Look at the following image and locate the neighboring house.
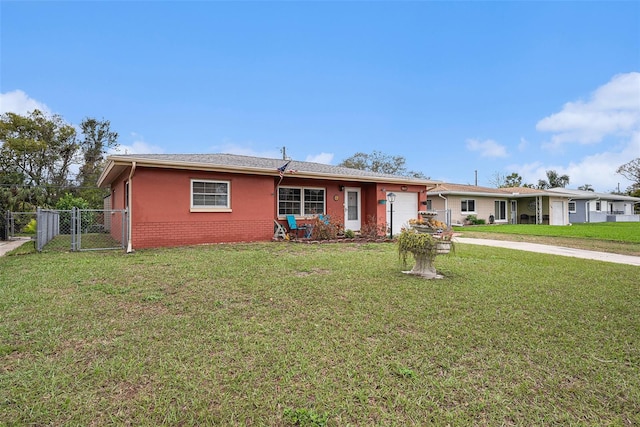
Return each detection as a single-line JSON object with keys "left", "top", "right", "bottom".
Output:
{"left": 426, "top": 183, "right": 572, "bottom": 226}
{"left": 97, "top": 153, "right": 440, "bottom": 250}
{"left": 546, "top": 188, "right": 640, "bottom": 223}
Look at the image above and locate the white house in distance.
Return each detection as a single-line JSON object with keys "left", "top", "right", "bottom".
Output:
{"left": 426, "top": 183, "right": 640, "bottom": 226}
{"left": 547, "top": 188, "right": 640, "bottom": 223}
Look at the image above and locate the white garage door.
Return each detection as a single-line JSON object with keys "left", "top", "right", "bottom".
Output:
{"left": 386, "top": 192, "right": 418, "bottom": 236}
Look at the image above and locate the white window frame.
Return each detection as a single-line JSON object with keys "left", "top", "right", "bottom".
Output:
{"left": 568, "top": 201, "right": 576, "bottom": 213}
{"left": 190, "top": 179, "right": 231, "bottom": 212}
{"left": 494, "top": 200, "right": 507, "bottom": 221}
{"left": 461, "top": 199, "right": 476, "bottom": 213}
{"left": 595, "top": 201, "right": 601, "bottom": 211}
{"left": 278, "top": 186, "right": 326, "bottom": 217}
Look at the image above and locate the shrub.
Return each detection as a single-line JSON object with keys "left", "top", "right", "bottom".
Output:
{"left": 22, "top": 219, "right": 37, "bottom": 234}
{"left": 55, "top": 193, "right": 92, "bottom": 234}
{"left": 344, "top": 229, "right": 355, "bottom": 238}
{"left": 465, "top": 214, "right": 485, "bottom": 225}
{"left": 360, "top": 215, "right": 387, "bottom": 238}
{"left": 311, "top": 216, "right": 341, "bottom": 240}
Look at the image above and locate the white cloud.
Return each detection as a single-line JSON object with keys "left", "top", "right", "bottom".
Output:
{"left": 211, "top": 140, "right": 281, "bottom": 159}
{"left": 518, "top": 137, "right": 528, "bottom": 152}
{"left": 305, "top": 152, "right": 334, "bottom": 164}
{"left": 537, "top": 72, "right": 640, "bottom": 147}
{"left": 466, "top": 138, "right": 508, "bottom": 158}
{"left": 110, "top": 133, "right": 165, "bottom": 155}
{"left": 509, "top": 131, "right": 639, "bottom": 192}
{"left": 0, "top": 90, "right": 51, "bottom": 115}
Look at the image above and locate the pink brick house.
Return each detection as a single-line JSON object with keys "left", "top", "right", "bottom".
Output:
{"left": 97, "top": 154, "right": 438, "bottom": 250}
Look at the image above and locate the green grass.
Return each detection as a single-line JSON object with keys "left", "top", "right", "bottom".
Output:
{"left": 454, "top": 222, "right": 640, "bottom": 256}
{"left": 455, "top": 222, "right": 640, "bottom": 243}
{"left": 1, "top": 242, "right": 639, "bottom": 425}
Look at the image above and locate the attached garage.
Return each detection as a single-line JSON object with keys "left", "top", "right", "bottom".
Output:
{"left": 386, "top": 191, "right": 419, "bottom": 236}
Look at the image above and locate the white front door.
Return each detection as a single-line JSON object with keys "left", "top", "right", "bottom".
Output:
{"left": 344, "top": 188, "right": 361, "bottom": 231}
{"left": 552, "top": 201, "right": 564, "bottom": 225}
{"left": 510, "top": 200, "right": 517, "bottom": 224}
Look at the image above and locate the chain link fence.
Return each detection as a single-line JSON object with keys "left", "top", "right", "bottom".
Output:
{"left": 5, "top": 208, "right": 127, "bottom": 252}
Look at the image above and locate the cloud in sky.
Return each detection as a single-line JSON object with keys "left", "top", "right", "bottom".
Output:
{"left": 536, "top": 72, "right": 640, "bottom": 148}
{"left": 211, "top": 140, "right": 281, "bottom": 159}
{"left": 0, "top": 90, "right": 51, "bottom": 115}
{"left": 466, "top": 138, "right": 508, "bottom": 158}
{"left": 518, "top": 137, "right": 528, "bottom": 152}
{"left": 510, "top": 131, "right": 639, "bottom": 192}
{"left": 111, "top": 133, "right": 165, "bottom": 155}
{"left": 305, "top": 152, "right": 334, "bottom": 164}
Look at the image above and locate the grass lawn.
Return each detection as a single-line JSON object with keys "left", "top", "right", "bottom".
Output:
{"left": 455, "top": 222, "right": 640, "bottom": 256}
{"left": 1, "top": 242, "right": 639, "bottom": 425}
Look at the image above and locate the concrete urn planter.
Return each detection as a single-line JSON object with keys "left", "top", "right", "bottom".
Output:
{"left": 398, "top": 226, "right": 453, "bottom": 279}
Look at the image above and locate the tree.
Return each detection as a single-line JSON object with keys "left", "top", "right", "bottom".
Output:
{"left": 0, "top": 111, "right": 120, "bottom": 210}
{"left": 489, "top": 172, "right": 528, "bottom": 188}
{"left": 488, "top": 172, "right": 506, "bottom": 188}
{"left": 616, "top": 158, "right": 640, "bottom": 193}
{"left": 338, "top": 151, "right": 429, "bottom": 178}
{"left": 504, "top": 173, "right": 524, "bottom": 188}
{"left": 76, "top": 118, "right": 119, "bottom": 207}
{"left": 0, "top": 110, "right": 77, "bottom": 206}
{"left": 537, "top": 170, "right": 570, "bottom": 189}
{"left": 577, "top": 184, "right": 594, "bottom": 192}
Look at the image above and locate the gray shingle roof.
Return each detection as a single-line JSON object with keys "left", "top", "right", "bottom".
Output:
{"left": 103, "top": 153, "right": 436, "bottom": 184}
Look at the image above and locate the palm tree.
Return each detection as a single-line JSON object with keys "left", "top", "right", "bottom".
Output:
{"left": 538, "top": 170, "right": 570, "bottom": 189}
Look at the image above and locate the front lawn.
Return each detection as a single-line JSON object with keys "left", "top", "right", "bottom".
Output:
{"left": 454, "top": 222, "right": 640, "bottom": 243}
{"left": 1, "top": 243, "right": 638, "bottom": 425}
{"left": 454, "top": 222, "right": 640, "bottom": 256}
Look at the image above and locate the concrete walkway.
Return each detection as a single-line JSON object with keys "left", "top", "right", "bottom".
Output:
{"left": 455, "top": 237, "right": 640, "bottom": 266}
{"left": 0, "top": 237, "right": 33, "bottom": 257}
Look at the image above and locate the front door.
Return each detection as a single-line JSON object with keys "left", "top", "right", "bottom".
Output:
{"left": 552, "top": 201, "right": 564, "bottom": 225}
{"left": 510, "top": 200, "right": 517, "bottom": 224}
{"left": 344, "top": 188, "right": 361, "bottom": 231}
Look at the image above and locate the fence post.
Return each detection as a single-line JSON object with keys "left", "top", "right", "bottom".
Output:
{"left": 36, "top": 208, "right": 42, "bottom": 251}
{"left": 1, "top": 211, "right": 7, "bottom": 241}
{"left": 71, "top": 207, "right": 77, "bottom": 251}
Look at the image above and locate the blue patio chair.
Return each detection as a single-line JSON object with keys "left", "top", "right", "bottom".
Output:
{"left": 286, "top": 215, "right": 308, "bottom": 239}
{"left": 317, "top": 214, "right": 330, "bottom": 225}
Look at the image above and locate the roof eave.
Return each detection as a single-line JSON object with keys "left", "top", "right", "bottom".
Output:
{"left": 98, "top": 156, "right": 439, "bottom": 187}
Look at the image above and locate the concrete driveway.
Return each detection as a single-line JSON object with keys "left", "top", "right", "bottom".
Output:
{"left": 455, "top": 237, "right": 640, "bottom": 266}
{"left": 0, "top": 238, "right": 33, "bottom": 256}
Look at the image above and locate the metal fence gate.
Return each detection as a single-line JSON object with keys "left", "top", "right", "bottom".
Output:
{"left": 4, "top": 208, "right": 128, "bottom": 252}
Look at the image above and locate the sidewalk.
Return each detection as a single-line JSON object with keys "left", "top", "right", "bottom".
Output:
{"left": 0, "top": 237, "right": 33, "bottom": 257}
{"left": 454, "top": 237, "right": 640, "bottom": 266}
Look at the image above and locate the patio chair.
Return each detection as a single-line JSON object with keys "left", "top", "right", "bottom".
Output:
{"left": 273, "top": 220, "right": 287, "bottom": 240}
{"left": 286, "top": 215, "right": 308, "bottom": 239}
{"left": 317, "top": 214, "right": 330, "bottom": 225}
{"left": 520, "top": 214, "right": 529, "bottom": 224}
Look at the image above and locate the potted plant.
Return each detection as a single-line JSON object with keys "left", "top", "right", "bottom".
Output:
{"left": 397, "top": 228, "right": 454, "bottom": 279}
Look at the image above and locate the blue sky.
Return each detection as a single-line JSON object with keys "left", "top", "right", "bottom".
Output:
{"left": 1, "top": 1, "right": 639, "bottom": 192}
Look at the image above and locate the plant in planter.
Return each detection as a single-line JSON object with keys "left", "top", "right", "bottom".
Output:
{"left": 397, "top": 228, "right": 453, "bottom": 279}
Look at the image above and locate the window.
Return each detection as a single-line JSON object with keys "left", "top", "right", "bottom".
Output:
{"left": 595, "top": 201, "right": 601, "bottom": 211}
{"left": 278, "top": 187, "right": 325, "bottom": 216}
{"left": 568, "top": 202, "right": 576, "bottom": 213}
{"left": 461, "top": 199, "right": 476, "bottom": 213}
{"left": 191, "top": 179, "right": 230, "bottom": 209}
{"left": 494, "top": 200, "right": 506, "bottom": 221}
{"left": 425, "top": 199, "right": 432, "bottom": 210}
